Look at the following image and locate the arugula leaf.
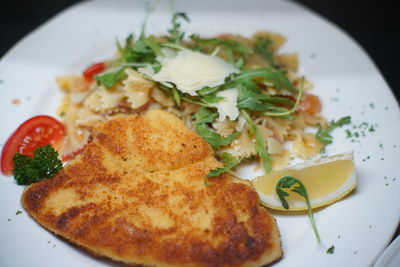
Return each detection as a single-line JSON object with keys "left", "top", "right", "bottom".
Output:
{"left": 195, "top": 123, "right": 239, "bottom": 147}
{"left": 117, "top": 34, "right": 135, "bottom": 63}
{"left": 143, "top": 35, "right": 164, "bottom": 57}
{"left": 128, "top": 40, "right": 157, "bottom": 63}
{"left": 242, "top": 110, "right": 272, "bottom": 173}
{"left": 227, "top": 68, "right": 296, "bottom": 92}
{"left": 139, "top": 0, "right": 157, "bottom": 40}
{"left": 207, "top": 152, "right": 241, "bottom": 177}
{"left": 193, "top": 107, "right": 218, "bottom": 124}
{"left": 200, "top": 94, "right": 225, "bottom": 104}
{"left": 276, "top": 176, "right": 321, "bottom": 242}
{"left": 265, "top": 96, "right": 294, "bottom": 106}
{"left": 190, "top": 35, "right": 252, "bottom": 64}
{"left": 13, "top": 145, "right": 63, "bottom": 185}
{"left": 234, "top": 56, "right": 245, "bottom": 69}
{"left": 94, "top": 67, "right": 127, "bottom": 89}
{"left": 117, "top": 34, "right": 163, "bottom": 70}
{"left": 254, "top": 37, "right": 278, "bottom": 68}
{"left": 181, "top": 96, "right": 214, "bottom": 107}
{"left": 196, "top": 85, "right": 221, "bottom": 96}
{"left": 254, "top": 126, "right": 272, "bottom": 173}
{"left": 237, "top": 84, "right": 271, "bottom": 111}
{"left": 190, "top": 35, "right": 253, "bottom": 53}
{"left": 316, "top": 116, "right": 351, "bottom": 151}
{"left": 166, "top": 12, "right": 190, "bottom": 45}
{"left": 263, "top": 77, "right": 304, "bottom": 116}
{"left": 171, "top": 85, "right": 182, "bottom": 106}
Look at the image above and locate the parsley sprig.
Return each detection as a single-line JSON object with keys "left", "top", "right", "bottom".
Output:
{"left": 276, "top": 176, "right": 321, "bottom": 242}
{"left": 13, "top": 145, "right": 63, "bottom": 185}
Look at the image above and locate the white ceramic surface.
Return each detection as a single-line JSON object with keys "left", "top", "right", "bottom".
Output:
{"left": 0, "top": 0, "right": 399, "bottom": 266}
{"left": 375, "top": 235, "right": 400, "bottom": 267}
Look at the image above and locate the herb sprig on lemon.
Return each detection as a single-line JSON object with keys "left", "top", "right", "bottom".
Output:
{"left": 251, "top": 151, "right": 357, "bottom": 241}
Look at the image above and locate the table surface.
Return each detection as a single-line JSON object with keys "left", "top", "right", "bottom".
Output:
{"left": 1, "top": 0, "right": 399, "bottom": 245}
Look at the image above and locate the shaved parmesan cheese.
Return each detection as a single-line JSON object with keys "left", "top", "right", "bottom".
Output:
{"left": 148, "top": 50, "right": 238, "bottom": 96}
{"left": 214, "top": 88, "right": 239, "bottom": 121}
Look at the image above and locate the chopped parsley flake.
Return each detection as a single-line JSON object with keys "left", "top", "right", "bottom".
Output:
{"left": 326, "top": 245, "right": 335, "bottom": 254}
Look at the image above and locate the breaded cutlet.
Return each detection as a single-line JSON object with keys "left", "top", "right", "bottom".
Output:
{"left": 22, "top": 109, "right": 282, "bottom": 266}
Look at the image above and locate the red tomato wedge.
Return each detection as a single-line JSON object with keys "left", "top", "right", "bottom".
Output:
{"left": 83, "top": 62, "right": 105, "bottom": 82}
{"left": 1, "top": 115, "right": 65, "bottom": 175}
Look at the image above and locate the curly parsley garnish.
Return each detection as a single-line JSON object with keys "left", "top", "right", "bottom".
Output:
{"left": 13, "top": 145, "right": 63, "bottom": 185}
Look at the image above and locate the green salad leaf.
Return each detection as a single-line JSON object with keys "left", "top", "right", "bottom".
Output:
{"left": 193, "top": 107, "right": 218, "bottom": 124}
{"left": 254, "top": 37, "right": 278, "bottom": 68}
{"left": 166, "top": 12, "right": 190, "bottom": 45}
{"left": 94, "top": 67, "right": 127, "bottom": 89}
{"left": 190, "top": 35, "right": 253, "bottom": 53}
{"left": 227, "top": 68, "right": 297, "bottom": 92}
{"left": 195, "top": 124, "right": 240, "bottom": 148}
{"left": 207, "top": 152, "right": 241, "bottom": 177}
{"left": 242, "top": 110, "right": 272, "bottom": 173}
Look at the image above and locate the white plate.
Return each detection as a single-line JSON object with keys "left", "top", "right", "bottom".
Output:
{"left": 374, "top": 235, "right": 400, "bottom": 267}
{"left": 0, "top": 0, "right": 399, "bottom": 266}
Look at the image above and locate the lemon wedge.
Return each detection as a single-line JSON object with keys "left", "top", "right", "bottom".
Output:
{"left": 252, "top": 151, "right": 356, "bottom": 211}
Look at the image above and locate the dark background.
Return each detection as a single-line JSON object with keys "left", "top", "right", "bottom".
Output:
{"left": 1, "top": 0, "right": 399, "bottom": 102}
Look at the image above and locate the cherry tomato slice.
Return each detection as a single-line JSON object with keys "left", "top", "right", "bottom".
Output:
{"left": 1, "top": 115, "right": 65, "bottom": 175}
{"left": 83, "top": 62, "right": 105, "bottom": 82}
{"left": 298, "top": 94, "right": 321, "bottom": 115}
